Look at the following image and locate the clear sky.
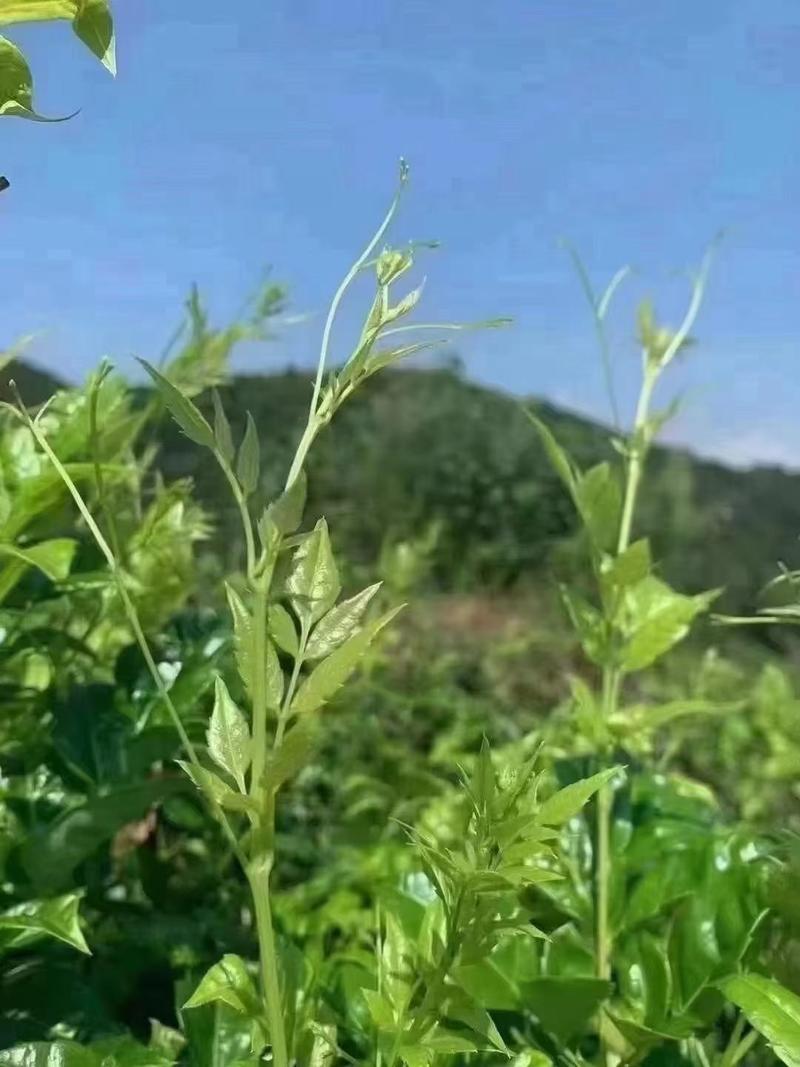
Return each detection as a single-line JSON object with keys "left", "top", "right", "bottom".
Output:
{"left": 2, "top": 1, "right": 799, "bottom": 467}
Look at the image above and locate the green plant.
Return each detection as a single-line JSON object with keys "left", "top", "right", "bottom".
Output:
{"left": 5, "top": 165, "right": 546, "bottom": 1067}
{"left": 526, "top": 251, "right": 800, "bottom": 1067}
{"left": 0, "top": 0, "right": 114, "bottom": 122}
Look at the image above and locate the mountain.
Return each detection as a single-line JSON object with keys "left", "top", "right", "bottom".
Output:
{"left": 0, "top": 359, "right": 64, "bottom": 406}
{"left": 152, "top": 365, "right": 800, "bottom": 615}
{"left": 4, "top": 357, "right": 797, "bottom": 616}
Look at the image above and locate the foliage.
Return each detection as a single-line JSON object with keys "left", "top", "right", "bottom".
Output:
{"left": 0, "top": 0, "right": 114, "bottom": 122}
{"left": 2, "top": 140, "right": 800, "bottom": 1067}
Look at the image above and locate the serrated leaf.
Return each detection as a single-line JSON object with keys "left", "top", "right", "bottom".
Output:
{"left": 537, "top": 767, "right": 620, "bottom": 826}
{"left": 0, "top": 894, "right": 89, "bottom": 955}
{"left": 306, "top": 583, "right": 381, "bottom": 659}
{"left": 268, "top": 603, "right": 298, "bottom": 657}
{"left": 718, "top": 973, "right": 800, "bottom": 1067}
{"left": 291, "top": 605, "right": 402, "bottom": 716}
{"left": 207, "top": 677, "right": 251, "bottom": 793}
{"left": 177, "top": 760, "right": 257, "bottom": 815}
{"left": 236, "top": 413, "right": 260, "bottom": 496}
{"left": 225, "top": 584, "right": 255, "bottom": 695}
{"left": 139, "top": 359, "right": 214, "bottom": 448}
{"left": 286, "top": 518, "right": 340, "bottom": 625}
{"left": 213, "top": 390, "right": 235, "bottom": 463}
{"left": 265, "top": 638, "right": 284, "bottom": 710}
{"left": 184, "top": 955, "right": 261, "bottom": 1017}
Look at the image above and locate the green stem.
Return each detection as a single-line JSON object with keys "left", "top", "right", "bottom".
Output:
{"left": 249, "top": 582, "right": 271, "bottom": 797}
{"left": 595, "top": 366, "right": 655, "bottom": 987}
{"left": 275, "top": 620, "right": 308, "bottom": 748}
{"left": 616, "top": 365, "right": 656, "bottom": 556}
{"left": 285, "top": 421, "right": 318, "bottom": 493}
{"left": 216, "top": 454, "right": 256, "bottom": 577}
{"left": 308, "top": 167, "right": 406, "bottom": 420}
{"left": 247, "top": 854, "right": 289, "bottom": 1067}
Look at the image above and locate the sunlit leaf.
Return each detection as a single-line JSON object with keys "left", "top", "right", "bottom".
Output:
{"left": 207, "top": 676, "right": 251, "bottom": 793}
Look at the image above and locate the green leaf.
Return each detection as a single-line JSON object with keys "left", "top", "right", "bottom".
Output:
{"left": 0, "top": 35, "right": 68, "bottom": 120}
{"left": 621, "top": 577, "right": 719, "bottom": 672}
{"left": 88, "top": 1038, "right": 174, "bottom": 1067}
{"left": 22, "top": 778, "right": 187, "bottom": 893}
{"left": 423, "top": 1031, "right": 481, "bottom": 1054}
{"left": 0, "top": 2, "right": 76, "bottom": 25}
{"left": 523, "top": 977, "right": 612, "bottom": 1043}
{"left": 177, "top": 761, "right": 257, "bottom": 815}
{"left": 559, "top": 586, "right": 609, "bottom": 666}
{"left": 264, "top": 717, "right": 318, "bottom": 793}
{"left": 212, "top": 390, "right": 235, "bottom": 463}
{"left": 268, "top": 603, "right": 299, "bottom": 657}
{"left": 72, "top": 0, "right": 115, "bottom": 75}
{"left": 207, "top": 676, "right": 251, "bottom": 793}
{"left": 138, "top": 359, "right": 215, "bottom": 448}
{"left": 184, "top": 954, "right": 261, "bottom": 1017}
{"left": 265, "top": 638, "right": 284, "bottom": 710}
{"left": 0, "top": 538, "right": 76, "bottom": 580}
{"left": 180, "top": 1001, "right": 258, "bottom": 1067}
{"left": 454, "top": 960, "right": 518, "bottom": 1011}
{"left": 717, "top": 973, "right": 800, "bottom": 1067}
{"left": 264, "top": 471, "right": 307, "bottom": 535}
{"left": 286, "top": 518, "right": 340, "bottom": 625}
{"left": 601, "top": 539, "right": 651, "bottom": 598}
{"left": 576, "top": 462, "right": 621, "bottom": 551}
{"left": 362, "top": 989, "right": 396, "bottom": 1029}
{"left": 443, "top": 988, "right": 507, "bottom": 1052}
{"left": 236, "top": 412, "right": 260, "bottom": 496}
{"left": 669, "top": 895, "right": 720, "bottom": 1011}
{"left": 149, "top": 1020, "right": 186, "bottom": 1061}
{"left": 291, "top": 605, "right": 402, "bottom": 716}
{"left": 610, "top": 699, "right": 732, "bottom": 739}
{"left": 226, "top": 584, "right": 255, "bottom": 696}
{"left": 0, "top": 1043, "right": 97, "bottom": 1067}
{"left": 0, "top": 894, "right": 89, "bottom": 955}
{"left": 525, "top": 410, "right": 578, "bottom": 500}
{"left": 305, "top": 582, "right": 381, "bottom": 659}
{"left": 537, "top": 767, "right": 620, "bottom": 826}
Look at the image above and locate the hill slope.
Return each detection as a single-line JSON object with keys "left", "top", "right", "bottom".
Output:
{"left": 151, "top": 365, "right": 800, "bottom": 613}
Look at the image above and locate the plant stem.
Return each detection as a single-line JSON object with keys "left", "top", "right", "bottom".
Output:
{"left": 308, "top": 167, "right": 406, "bottom": 420}
{"left": 595, "top": 365, "right": 654, "bottom": 985}
{"left": 616, "top": 365, "right": 656, "bottom": 555}
{"left": 217, "top": 454, "right": 256, "bottom": 577}
{"left": 247, "top": 854, "right": 289, "bottom": 1067}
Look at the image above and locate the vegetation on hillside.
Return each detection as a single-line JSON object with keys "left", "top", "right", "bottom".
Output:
{"left": 3, "top": 8, "right": 800, "bottom": 1067}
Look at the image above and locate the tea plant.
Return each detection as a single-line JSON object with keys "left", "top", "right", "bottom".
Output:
{"left": 7, "top": 165, "right": 612, "bottom": 1067}
{"left": 526, "top": 254, "right": 800, "bottom": 1066}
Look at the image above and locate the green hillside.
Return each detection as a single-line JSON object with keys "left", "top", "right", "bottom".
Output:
{"left": 148, "top": 363, "right": 800, "bottom": 615}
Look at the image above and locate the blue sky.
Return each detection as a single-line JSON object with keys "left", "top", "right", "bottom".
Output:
{"left": 2, "top": 0, "right": 799, "bottom": 467}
